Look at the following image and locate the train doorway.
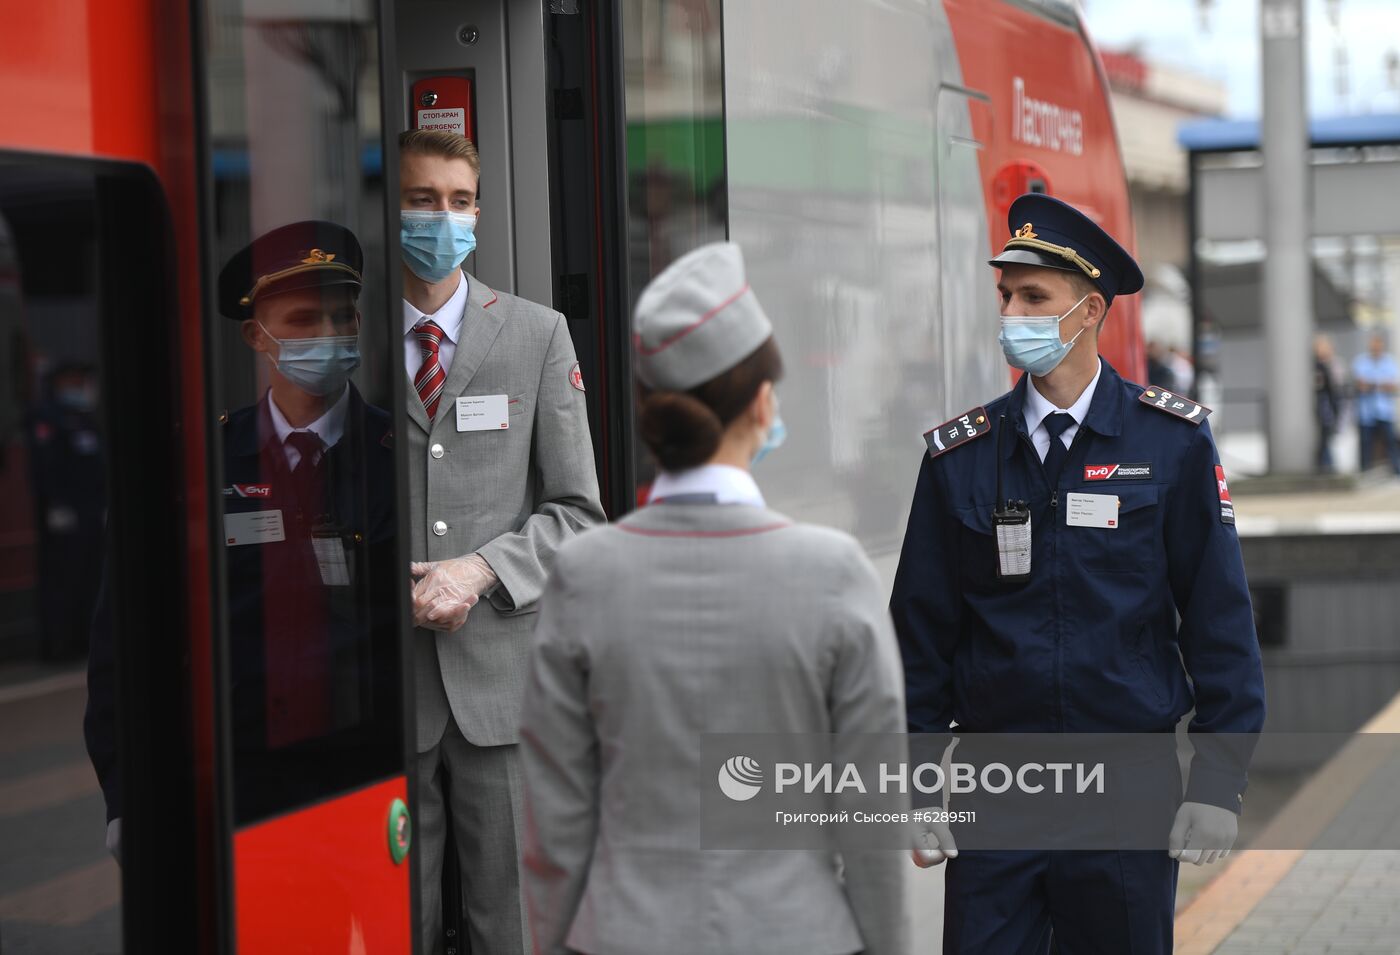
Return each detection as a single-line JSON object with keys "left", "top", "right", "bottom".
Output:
{"left": 394, "top": 0, "right": 632, "bottom": 518}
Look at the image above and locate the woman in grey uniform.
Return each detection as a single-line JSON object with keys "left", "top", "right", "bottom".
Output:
{"left": 518, "top": 242, "right": 910, "bottom": 955}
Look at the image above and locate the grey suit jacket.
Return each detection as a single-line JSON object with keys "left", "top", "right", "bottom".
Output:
{"left": 519, "top": 502, "right": 910, "bottom": 955}
{"left": 408, "top": 277, "right": 604, "bottom": 752}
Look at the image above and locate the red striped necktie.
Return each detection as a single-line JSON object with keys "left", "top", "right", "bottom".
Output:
{"left": 413, "top": 320, "right": 448, "bottom": 419}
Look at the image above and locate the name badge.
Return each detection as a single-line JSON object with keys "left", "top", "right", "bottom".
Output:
{"left": 312, "top": 534, "right": 352, "bottom": 586}
{"left": 1065, "top": 493, "right": 1119, "bottom": 529}
{"left": 225, "top": 509, "right": 286, "bottom": 546}
{"left": 456, "top": 394, "right": 509, "bottom": 432}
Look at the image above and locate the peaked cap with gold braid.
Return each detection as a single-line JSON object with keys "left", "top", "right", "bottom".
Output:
{"left": 988, "top": 193, "right": 1144, "bottom": 307}
{"left": 218, "top": 219, "right": 364, "bottom": 319}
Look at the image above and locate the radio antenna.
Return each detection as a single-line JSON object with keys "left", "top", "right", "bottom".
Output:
{"left": 996, "top": 415, "right": 1006, "bottom": 507}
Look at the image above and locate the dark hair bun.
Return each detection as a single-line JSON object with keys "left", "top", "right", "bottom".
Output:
{"left": 639, "top": 391, "right": 723, "bottom": 472}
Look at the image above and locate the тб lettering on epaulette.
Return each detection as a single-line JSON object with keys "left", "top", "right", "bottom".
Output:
{"left": 924, "top": 407, "right": 991, "bottom": 459}
{"left": 1140, "top": 388, "right": 1211, "bottom": 424}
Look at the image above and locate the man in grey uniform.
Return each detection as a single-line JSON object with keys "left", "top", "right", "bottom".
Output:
{"left": 398, "top": 128, "right": 605, "bottom": 953}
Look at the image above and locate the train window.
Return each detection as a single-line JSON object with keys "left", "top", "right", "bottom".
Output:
{"left": 622, "top": 0, "right": 727, "bottom": 289}
{"left": 937, "top": 86, "right": 1005, "bottom": 418}
{"left": 622, "top": 0, "right": 727, "bottom": 495}
{"left": 0, "top": 153, "right": 191, "bottom": 953}
{"left": 0, "top": 161, "right": 119, "bottom": 954}
{"left": 198, "top": 0, "right": 405, "bottom": 826}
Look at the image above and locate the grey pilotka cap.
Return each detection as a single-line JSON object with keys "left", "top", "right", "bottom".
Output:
{"left": 633, "top": 242, "right": 773, "bottom": 391}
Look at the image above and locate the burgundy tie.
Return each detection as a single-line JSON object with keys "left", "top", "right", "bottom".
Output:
{"left": 283, "top": 431, "right": 325, "bottom": 515}
{"left": 414, "top": 320, "right": 447, "bottom": 419}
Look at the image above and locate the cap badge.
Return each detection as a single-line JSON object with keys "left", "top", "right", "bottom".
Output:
{"left": 301, "top": 249, "right": 336, "bottom": 265}
{"left": 1014, "top": 223, "right": 1038, "bottom": 239}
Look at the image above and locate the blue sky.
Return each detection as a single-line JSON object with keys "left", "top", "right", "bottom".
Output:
{"left": 1082, "top": 0, "right": 1400, "bottom": 118}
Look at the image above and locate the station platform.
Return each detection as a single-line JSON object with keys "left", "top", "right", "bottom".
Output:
{"left": 1233, "top": 476, "right": 1400, "bottom": 538}
{"left": 1175, "top": 692, "right": 1400, "bottom": 954}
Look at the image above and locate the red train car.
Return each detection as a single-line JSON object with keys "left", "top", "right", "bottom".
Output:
{"left": 0, "top": 0, "right": 1143, "bottom": 951}
{"left": 945, "top": 0, "right": 1147, "bottom": 384}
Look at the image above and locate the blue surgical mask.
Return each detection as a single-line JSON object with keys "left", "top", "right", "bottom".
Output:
{"left": 258, "top": 323, "right": 360, "bottom": 397}
{"left": 401, "top": 211, "right": 477, "bottom": 283}
{"left": 998, "top": 293, "right": 1091, "bottom": 378}
{"left": 752, "top": 397, "right": 787, "bottom": 466}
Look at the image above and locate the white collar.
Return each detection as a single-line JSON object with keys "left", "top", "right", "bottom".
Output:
{"left": 1023, "top": 358, "right": 1102, "bottom": 432}
{"left": 648, "top": 464, "right": 766, "bottom": 507}
{"left": 402, "top": 272, "right": 469, "bottom": 343}
{"left": 268, "top": 386, "right": 350, "bottom": 451}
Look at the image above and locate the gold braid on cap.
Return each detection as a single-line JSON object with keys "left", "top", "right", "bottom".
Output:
{"left": 239, "top": 249, "right": 362, "bottom": 306}
{"left": 1002, "top": 223, "right": 1102, "bottom": 280}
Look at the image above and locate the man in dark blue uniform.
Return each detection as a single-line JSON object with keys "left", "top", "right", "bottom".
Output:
{"left": 213, "top": 221, "right": 397, "bottom": 765}
{"left": 86, "top": 221, "right": 398, "bottom": 848}
{"left": 891, "top": 194, "right": 1266, "bottom": 954}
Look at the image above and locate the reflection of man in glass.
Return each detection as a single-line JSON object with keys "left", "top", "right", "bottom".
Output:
{"left": 216, "top": 219, "right": 394, "bottom": 753}
{"left": 86, "top": 220, "right": 397, "bottom": 857}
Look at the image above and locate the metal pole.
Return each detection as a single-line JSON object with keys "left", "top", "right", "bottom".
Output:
{"left": 1261, "top": 0, "right": 1316, "bottom": 473}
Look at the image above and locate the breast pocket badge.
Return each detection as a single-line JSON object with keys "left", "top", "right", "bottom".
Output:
{"left": 456, "top": 394, "right": 509, "bottom": 432}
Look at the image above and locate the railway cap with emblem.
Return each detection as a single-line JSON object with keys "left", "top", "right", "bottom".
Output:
{"left": 633, "top": 241, "right": 773, "bottom": 391}
{"left": 989, "top": 193, "right": 1144, "bottom": 308}
{"left": 217, "top": 219, "right": 364, "bottom": 320}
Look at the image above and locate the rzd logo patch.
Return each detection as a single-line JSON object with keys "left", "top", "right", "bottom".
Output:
{"left": 1084, "top": 463, "right": 1153, "bottom": 481}
{"left": 1216, "top": 465, "right": 1235, "bottom": 525}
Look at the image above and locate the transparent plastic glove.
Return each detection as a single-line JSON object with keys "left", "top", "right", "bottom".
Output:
{"left": 107, "top": 817, "right": 121, "bottom": 864}
{"left": 911, "top": 813, "right": 959, "bottom": 868}
{"left": 410, "top": 553, "right": 497, "bottom": 631}
{"left": 1168, "top": 800, "right": 1237, "bottom": 866}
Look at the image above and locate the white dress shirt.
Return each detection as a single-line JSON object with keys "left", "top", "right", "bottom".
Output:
{"left": 403, "top": 271, "right": 469, "bottom": 384}
{"left": 268, "top": 385, "right": 350, "bottom": 470}
{"left": 1021, "top": 359, "right": 1102, "bottom": 463}
{"left": 648, "top": 464, "right": 767, "bottom": 507}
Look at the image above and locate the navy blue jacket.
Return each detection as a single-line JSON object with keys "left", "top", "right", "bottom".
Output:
{"left": 890, "top": 358, "right": 1266, "bottom": 812}
{"left": 219, "top": 389, "right": 397, "bottom": 754}
{"left": 85, "top": 386, "right": 397, "bottom": 822}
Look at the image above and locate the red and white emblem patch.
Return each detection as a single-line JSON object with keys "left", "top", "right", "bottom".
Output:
{"left": 568, "top": 362, "right": 585, "bottom": 392}
{"left": 234, "top": 483, "right": 273, "bottom": 499}
{"left": 1216, "top": 465, "right": 1235, "bottom": 525}
{"left": 1084, "top": 463, "right": 1153, "bottom": 481}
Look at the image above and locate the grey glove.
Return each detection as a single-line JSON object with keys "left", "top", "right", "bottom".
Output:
{"left": 106, "top": 817, "right": 121, "bottom": 865}
{"left": 911, "top": 814, "right": 959, "bottom": 868}
{"left": 1168, "top": 800, "right": 1237, "bottom": 866}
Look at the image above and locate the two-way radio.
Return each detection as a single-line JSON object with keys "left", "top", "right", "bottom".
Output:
{"left": 992, "top": 414, "right": 1032, "bottom": 581}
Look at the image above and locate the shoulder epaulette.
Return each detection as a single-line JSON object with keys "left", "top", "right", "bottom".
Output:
{"left": 1139, "top": 387, "right": 1211, "bottom": 425}
{"left": 923, "top": 406, "right": 991, "bottom": 459}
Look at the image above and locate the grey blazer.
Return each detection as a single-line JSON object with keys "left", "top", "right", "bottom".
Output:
{"left": 520, "top": 502, "right": 910, "bottom": 955}
{"left": 407, "top": 278, "right": 604, "bottom": 752}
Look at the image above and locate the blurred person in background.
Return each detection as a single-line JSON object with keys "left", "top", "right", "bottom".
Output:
{"left": 1146, "top": 340, "right": 1177, "bottom": 393}
{"left": 1168, "top": 346, "right": 1194, "bottom": 397}
{"left": 1314, "top": 335, "right": 1343, "bottom": 474}
{"left": 1352, "top": 331, "right": 1400, "bottom": 475}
